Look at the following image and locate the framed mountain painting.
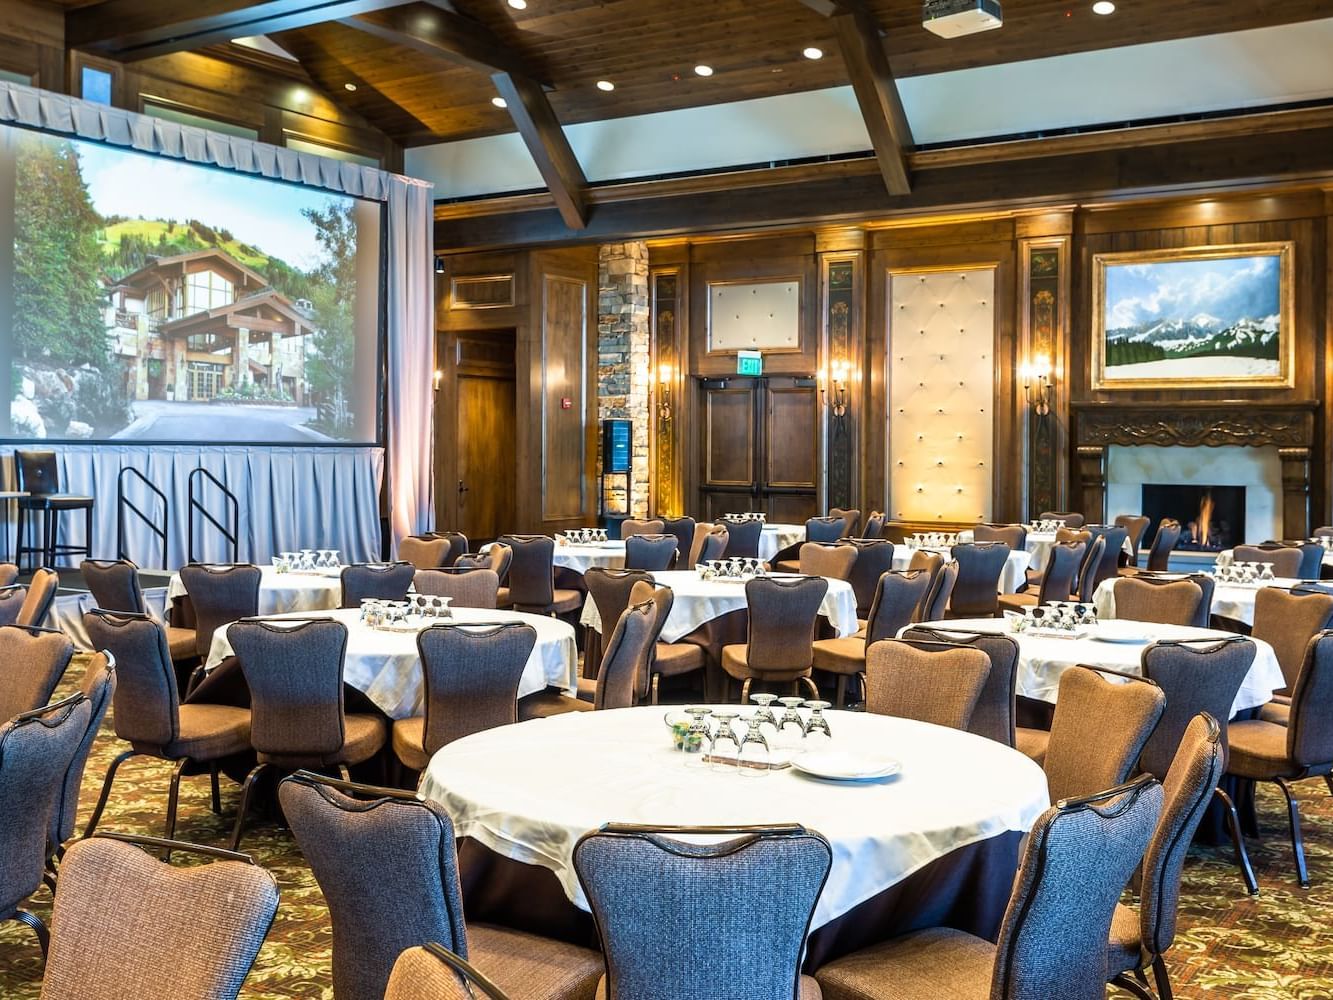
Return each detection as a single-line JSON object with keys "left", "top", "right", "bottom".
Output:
{"left": 1091, "top": 242, "right": 1294, "bottom": 390}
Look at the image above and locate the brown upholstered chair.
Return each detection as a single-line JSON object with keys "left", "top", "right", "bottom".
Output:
{"left": 1121, "top": 519, "right": 1182, "bottom": 577}
{"left": 1227, "top": 630, "right": 1333, "bottom": 887}
{"left": 693, "top": 524, "right": 728, "bottom": 566}
{"left": 946, "top": 542, "right": 1010, "bottom": 618}
{"left": 82, "top": 558, "right": 195, "bottom": 661}
{"left": 1073, "top": 534, "right": 1107, "bottom": 602}
{"left": 0, "top": 563, "right": 16, "bottom": 588}
{"left": 399, "top": 535, "right": 454, "bottom": 570}
{"left": 721, "top": 576, "right": 828, "bottom": 702}
{"left": 900, "top": 626, "right": 1021, "bottom": 747}
{"left": 387, "top": 944, "right": 514, "bottom": 1000}
{"left": 1106, "top": 714, "right": 1225, "bottom": 1000}
{"left": 918, "top": 559, "right": 958, "bottom": 622}
{"left": 717, "top": 518, "right": 762, "bottom": 559}
{"left": 0, "top": 692, "right": 91, "bottom": 954}
{"left": 861, "top": 512, "right": 885, "bottom": 540}
{"left": 1139, "top": 635, "right": 1259, "bottom": 895}
{"left": 17, "top": 566, "right": 58, "bottom": 627}
{"left": 1024, "top": 665, "right": 1166, "bottom": 803}
{"left": 1112, "top": 576, "right": 1206, "bottom": 627}
{"left": 814, "top": 571, "right": 932, "bottom": 707}
{"left": 1234, "top": 543, "right": 1303, "bottom": 578}
{"left": 392, "top": 623, "right": 538, "bottom": 773}
{"left": 974, "top": 523, "right": 1027, "bottom": 551}
{"left": 179, "top": 563, "right": 262, "bottom": 659}
{"left": 1086, "top": 525, "right": 1130, "bottom": 591}
{"left": 49, "top": 653, "right": 115, "bottom": 864}
{"left": 996, "top": 541, "right": 1083, "bottom": 614}
{"left": 227, "top": 618, "right": 387, "bottom": 851}
{"left": 798, "top": 541, "right": 857, "bottom": 580}
{"left": 1040, "top": 510, "right": 1085, "bottom": 528}
{"left": 0, "top": 585, "right": 25, "bottom": 627}
{"left": 82, "top": 610, "right": 252, "bottom": 841}
{"left": 620, "top": 518, "right": 665, "bottom": 539}
{"left": 340, "top": 561, "right": 415, "bottom": 607}
{"left": 815, "top": 777, "right": 1162, "bottom": 1000}
{"left": 460, "top": 544, "right": 513, "bottom": 593}
{"left": 829, "top": 507, "right": 861, "bottom": 537}
{"left": 905, "top": 550, "right": 944, "bottom": 620}
{"left": 429, "top": 531, "right": 469, "bottom": 568}
{"left": 1315, "top": 526, "right": 1333, "bottom": 539}
{"left": 414, "top": 568, "right": 501, "bottom": 610}
{"left": 0, "top": 623, "right": 73, "bottom": 723}
{"left": 660, "top": 516, "right": 696, "bottom": 569}
{"left": 499, "top": 535, "right": 582, "bottom": 615}
{"left": 645, "top": 585, "right": 706, "bottom": 705}
{"left": 42, "top": 834, "right": 279, "bottom": 1000}
{"left": 582, "top": 568, "right": 652, "bottom": 678}
{"left": 1023, "top": 527, "right": 1090, "bottom": 591}
{"left": 523, "top": 600, "right": 657, "bottom": 719}
{"left": 844, "top": 540, "right": 895, "bottom": 618}
{"left": 864, "top": 639, "right": 992, "bottom": 730}
{"left": 624, "top": 533, "right": 677, "bottom": 571}
{"left": 1115, "top": 513, "right": 1151, "bottom": 563}
{"left": 1251, "top": 586, "right": 1333, "bottom": 720}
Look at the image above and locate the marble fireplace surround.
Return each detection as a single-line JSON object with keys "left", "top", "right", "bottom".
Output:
{"left": 1071, "top": 401, "right": 1317, "bottom": 541}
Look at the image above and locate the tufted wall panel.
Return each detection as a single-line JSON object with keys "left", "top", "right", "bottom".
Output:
{"left": 887, "top": 268, "right": 996, "bottom": 523}
{"left": 708, "top": 280, "right": 801, "bottom": 351}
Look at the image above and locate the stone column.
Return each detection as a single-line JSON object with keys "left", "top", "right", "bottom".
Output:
{"left": 597, "top": 242, "right": 651, "bottom": 519}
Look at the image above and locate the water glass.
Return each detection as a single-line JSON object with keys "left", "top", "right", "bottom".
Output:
{"left": 775, "top": 697, "right": 806, "bottom": 750}
{"left": 682, "top": 707, "right": 713, "bottom": 768}
{"left": 749, "top": 693, "right": 779, "bottom": 741}
{"left": 737, "top": 715, "right": 771, "bottom": 777}
{"left": 709, "top": 711, "right": 742, "bottom": 771}
{"left": 803, "top": 701, "right": 833, "bottom": 749}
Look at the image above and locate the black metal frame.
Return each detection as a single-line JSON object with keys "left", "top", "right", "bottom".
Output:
{"left": 116, "top": 467, "right": 168, "bottom": 569}
{"left": 187, "top": 467, "right": 239, "bottom": 564}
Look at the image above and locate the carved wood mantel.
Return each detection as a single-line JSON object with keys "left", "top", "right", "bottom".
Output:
{"left": 1070, "top": 400, "right": 1318, "bottom": 539}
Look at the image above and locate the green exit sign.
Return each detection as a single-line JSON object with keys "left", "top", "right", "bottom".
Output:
{"left": 736, "top": 350, "right": 763, "bottom": 377}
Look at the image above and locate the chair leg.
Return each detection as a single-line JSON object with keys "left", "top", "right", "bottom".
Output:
{"left": 799, "top": 676, "right": 820, "bottom": 700}
{"left": 1215, "top": 786, "right": 1259, "bottom": 896}
{"left": 83, "top": 749, "right": 141, "bottom": 838}
{"left": 739, "top": 677, "right": 752, "bottom": 705}
{"left": 228, "top": 763, "right": 268, "bottom": 853}
{"left": 1110, "top": 973, "right": 1155, "bottom": 1000}
{"left": 834, "top": 675, "right": 847, "bottom": 709}
{"left": 210, "top": 762, "right": 222, "bottom": 815}
{"left": 1275, "top": 778, "right": 1311, "bottom": 888}
{"left": 161, "top": 758, "right": 189, "bottom": 857}
{"left": 651, "top": 673, "right": 660, "bottom": 706}
{"left": 12, "top": 909, "right": 49, "bottom": 957}
{"left": 1152, "top": 955, "right": 1175, "bottom": 1000}
{"left": 1325, "top": 773, "right": 1333, "bottom": 799}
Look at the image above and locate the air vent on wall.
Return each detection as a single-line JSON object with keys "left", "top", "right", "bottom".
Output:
{"left": 450, "top": 274, "right": 515, "bottom": 309}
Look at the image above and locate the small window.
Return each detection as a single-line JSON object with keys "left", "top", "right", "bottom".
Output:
{"left": 285, "top": 136, "right": 379, "bottom": 168}
{"left": 80, "top": 66, "right": 113, "bottom": 106}
{"left": 142, "top": 101, "right": 260, "bottom": 141}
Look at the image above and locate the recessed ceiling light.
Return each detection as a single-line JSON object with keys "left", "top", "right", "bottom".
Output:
{"left": 803, "top": 46, "right": 823, "bottom": 60}
{"left": 491, "top": 96, "right": 507, "bottom": 108}
{"left": 694, "top": 64, "right": 713, "bottom": 77}
{"left": 508, "top": 0, "right": 527, "bottom": 8}
{"left": 596, "top": 80, "right": 615, "bottom": 91}
{"left": 1092, "top": 1, "right": 1115, "bottom": 13}
{"left": 343, "top": 82, "right": 357, "bottom": 91}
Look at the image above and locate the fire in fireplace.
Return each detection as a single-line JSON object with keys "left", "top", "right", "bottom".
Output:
{"left": 1141, "top": 484, "right": 1246, "bottom": 552}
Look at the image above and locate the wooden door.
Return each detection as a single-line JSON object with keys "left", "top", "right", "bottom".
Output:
{"left": 697, "top": 376, "right": 820, "bottom": 521}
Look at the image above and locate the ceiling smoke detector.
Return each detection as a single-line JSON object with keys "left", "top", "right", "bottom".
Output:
{"left": 922, "top": 0, "right": 1002, "bottom": 38}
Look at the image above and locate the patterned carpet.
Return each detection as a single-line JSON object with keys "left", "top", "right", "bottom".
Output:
{"left": 1, "top": 662, "right": 1332, "bottom": 998}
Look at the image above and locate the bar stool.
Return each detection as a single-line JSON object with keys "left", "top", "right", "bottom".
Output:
{"left": 14, "top": 451, "right": 94, "bottom": 572}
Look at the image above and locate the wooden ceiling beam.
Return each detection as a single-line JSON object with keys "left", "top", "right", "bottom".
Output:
{"left": 492, "top": 72, "right": 588, "bottom": 230}
{"left": 67, "top": 0, "right": 418, "bottom": 62}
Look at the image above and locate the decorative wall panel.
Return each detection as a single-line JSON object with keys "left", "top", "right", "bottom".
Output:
{"left": 708, "top": 280, "right": 800, "bottom": 352}
{"left": 887, "top": 268, "right": 995, "bottom": 523}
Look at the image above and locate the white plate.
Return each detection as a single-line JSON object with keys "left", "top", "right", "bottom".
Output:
{"left": 1093, "top": 621, "right": 1152, "bottom": 644}
{"left": 790, "top": 750, "right": 902, "bottom": 782}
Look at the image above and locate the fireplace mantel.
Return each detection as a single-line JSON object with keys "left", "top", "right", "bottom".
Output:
{"left": 1071, "top": 400, "right": 1317, "bottom": 539}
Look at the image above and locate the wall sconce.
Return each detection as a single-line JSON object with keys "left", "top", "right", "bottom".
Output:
{"left": 656, "top": 363, "right": 673, "bottom": 421}
{"left": 821, "top": 360, "right": 850, "bottom": 418}
{"left": 434, "top": 256, "right": 445, "bottom": 275}
{"left": 432, "top": 369, "right": 443, "bottom": 391}
{"left": 1020, "top": 353, "right": 1053, "bottom": 417}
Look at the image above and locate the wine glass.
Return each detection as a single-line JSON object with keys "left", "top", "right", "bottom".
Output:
{"left": 709, "top": 711, "right": 742, "bottom": 771}
{"left": 803, "top": 701, "right": 833, "bottom": 749}
{"left": 1261, "top": 562, "right": 1276, "bottom": 583}
{"left": 682, "top": 707, "right": 713, "bottom": 768}
{"left": 749, "top": 693, "right": 779, "bottom": 741}
{"left": 299, "top": 549, "right": 316, "bottom": 571}
{"left": 737, "top": 715, "right": 770, "bottom": 777}
{"left": 775, "top": 697, "right": 806, "bottom": 750}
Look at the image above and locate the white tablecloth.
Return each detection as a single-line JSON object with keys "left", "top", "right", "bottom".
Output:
{"left": 892, "top": 547, "right": 1030, "bottom": 595}
{"left": 580, "top": 570, "right": 859, "bottom": 642}
{"left": 205, "top": 606, "right": 578, "bottom": 719}
{"left": 419, "top": 706, "right": 1049, "bottom": 929}
{"left": 759, "top": 523, "right": 806, "bottom": 562}
{"left": 1093, "top": 576, "right": 1302, "bottom": 629}
{"left": 960, "top": 530, "right": 1136, "bottom": 571}
{"left": 912, "top": 618, "right": 1284, "bottom": 716}
{"left": 554, "top": 542, "right": 626, "bottom": 574}
{"left": 168, "top": 565, "right": 342, "bottom": 615}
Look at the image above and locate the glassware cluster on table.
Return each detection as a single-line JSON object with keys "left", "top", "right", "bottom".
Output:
{"left": 667, "top": 695, "right": 833, "bottom": 775}
{"left": 359, "top": 595, "right": 454, "bottom": 630}
{"left": 696, "top": 558, "right": 767, "bottom": 582}
{"left": 1313, "top": 536, "right": 1333, "bottom": 551}
{"left": 1006, "top": 601, "right": 1097, "bottom": 634}
{"left": 273, "top": 549, "right": 341, "bottom": 573}
{"left": 558, "top": 528, "right": 609, "bottom": 545}
{"left": 1025, "top": 518, "right": 1067, "bottom": 533}
{"left": 721, "top": 512, "right": 767, "bottom": 524}
{"left": 906, "top": 532, "right": 959, "bottom": 550}
{"left": 1208, "top": 562, "right": 1276, "bottom": 585}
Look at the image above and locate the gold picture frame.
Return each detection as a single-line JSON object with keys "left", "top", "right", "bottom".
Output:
{"left": 1091, "top": 241, "right": 1294, "bottom": 390}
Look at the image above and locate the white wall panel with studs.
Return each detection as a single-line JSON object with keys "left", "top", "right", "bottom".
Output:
{"left": 707, "top": 280, "right": 801, "bottom": 352}
{"left": 887, "top": 267, "right": 996, "bottom": 523}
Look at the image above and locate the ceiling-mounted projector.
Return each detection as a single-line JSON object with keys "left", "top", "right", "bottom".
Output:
{"left": 922, "top": 0, "right": 1002, "bottom": 38}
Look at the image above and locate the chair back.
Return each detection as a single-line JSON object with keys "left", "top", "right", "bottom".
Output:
{"left": 573, "top": 824, "right": 831, "bottom": 1000}
{"left": 698, "top": 525, "right": 729, "bottom": 564}
{"left": 1139, "top": 637, "right": 1254, "bottom": 778}
{"left": 413, "top": 568, "right": 500, "bottom": 609}
{"left": 498, "top": 535, "right": 556, "bottom": 607}
{"left": 398, "top": 536, "right": 453, "bottom": 570}
{"left": 81, "top": 559, "right": 147, "bottom": 614}
{"left": 52, "top": 653, "right": 116, "bottom": 849}
{"left": 991, "top": 777, "right": 1162, "bottom": 999}
{"left": 975, "top": 524, "right": 1027, "bottom": 551}
{"left": 279, "top": 773, "right": 466, "bottom": 1000}
{"left": 829, "top": 507, "right": 861, "bottom": 537}
{"left": 0, "top": 694, "right": 90, "bottom": 916}
{"left": 419, "top": 624, "right": 536, "bottom": 754}
{"left": 743, "top": 577, "right": 828, "bottom": 674}
{"left": 620, "top": 519, "right": 665, "bottom": 539}
{"left": 585, "top": 569, "right": 653, "bottom": 650}
{"left": 661, "top": 517, "right": 697, "bottom": 568}
{"left": 1251, "top": 586, "right": 1333, "bottom": 691}
{"left": 1039, "top": 510, "right": 1084, "bottom": 529}
{"left": 865, "top": 640, "right": 991, "bottom": 730}
{"left": 230, "top": 619, "right": 349, "bottom": 765}
{"left": 18, "top": 567, "right": 59, "bottom": 627}
{"left": 1233, "top": 543, "right": 1302, "bottom": 578}
{"left": 630, "top": 580, "right": 674, "bottom": 701}
{"left": 1271, "top": 540, "right": 1323, "bottom": 580}
{"left": 798, "top": 542, "right": 857, "bottom": 580}
{"left": 919, "top": 560, "right": 958, "bottom": 622}
{"left": 179, "top": 563, "right": 262, "bottom": 659}
{"left": 864, "top": 571, "right": 931, "bottom": 644}
{"left": 0, "top": 585, "right": 24, "bottom": 627}
{"left": 1044, "top": 666, "right": 1166, "bottom": 803}
{"left": 1035, "top": 541, "right": 1083, "bottom": 605}
{"left": 906, "top": 550, "right": 943, "bottom": 617}
{"left": 15, "top": 449, "right": 59, "bottom": 494}
{"left": 340, "top": 562, "right": 415, "bottom": 607}
{"left": 430, "top": 531, "right": 469, "bottom": 567}
{"left": 1315, "top": 526, "right": 1333, "bottom": 539}
{"left": 947, "top": 542, "right": 1010, "bottom": 617}
{"left": 1074, "top": 535, "right": 1106, "bottom": 602}
{"left": 805, "top": 516, "right": 844, "bottom": 544}
{"left": 861, "top": 512, "right": 885, "bottom": 539}
{"left": 387, "top": 944, "right": 512, "bottom": 1000}
{"left": 1287, "top": 631, "right": 1333, "bottom": 770}
{"left": 717, "top": 518, "right": 762, "bottom": 559}
{"left": 1113, "top": 577, "right": 1204, "bottom": 628}
{"left": 1114, "top": 514, "right": 1151, "bottom": 559}
{"left": 1086, "top": 525, "right": 1129, "bottom": 590}
{"left": 900, "top": 626, "right": 1020, "bottom": 746}
{"left": 844, "top": 539, "right": 895, "bottom": 617}
{"left": 43, "top": 835, "right": 279, "bottom": 1000}
{"left": 624, "top": 534, "right": 678, "bottom": 571}
{"left": 84, "top": 611, "right": 178, "bottom": 749}
{"left": 594, "top": 601, "right": 656, "bottom": 710}
{"left": 0, "top": 623, "right": 74, "bottom": 723}
{"left": 1144, "top": 520, "right": 1181, "bottom": 572}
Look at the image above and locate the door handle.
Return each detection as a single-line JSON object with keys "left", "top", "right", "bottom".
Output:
{"left": 458, "top": 480, "right": 469, "bottom": 509}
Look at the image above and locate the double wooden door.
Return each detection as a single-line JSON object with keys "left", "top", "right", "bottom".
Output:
{"left": 697, "top": 376, "right": 821, "bottom": 522}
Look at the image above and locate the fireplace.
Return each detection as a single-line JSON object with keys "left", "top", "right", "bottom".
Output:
{"left": 1142, "top": 484, "right": 1246, "bottom": 552}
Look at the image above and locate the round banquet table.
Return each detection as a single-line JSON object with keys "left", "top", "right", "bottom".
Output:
{"left": 198, "top": 606, "right": 578, "bottom": 720}
{"left": 758, "top": 522, "right": 806, "bottom": 562}
{"left": 1092, "top": 575, "right": 1304, "bottom": 629}
{"left": 959, "top": 530, "right": 1136, "bottom": 571}
{"left": 419, "top": 706, "right": 1049, "bottom": 968}
{"left": 168, "top": 564, "right": 342, "bottom": 616}
{"left": 891, "top": 546, "right": 1030, "bottom": 594}
{"left": 912, "top": 617, "right": 1284, "bottom": 716}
